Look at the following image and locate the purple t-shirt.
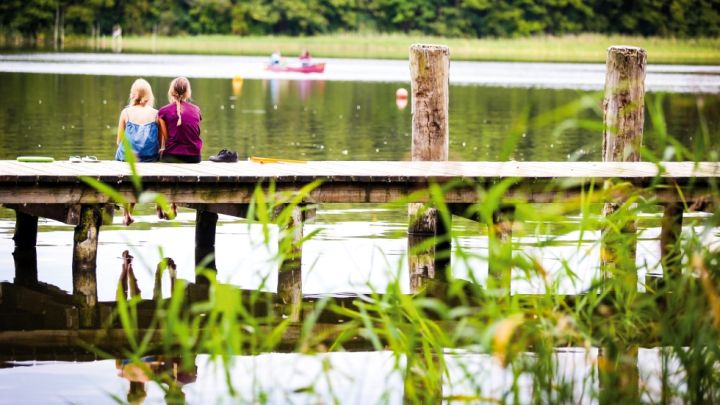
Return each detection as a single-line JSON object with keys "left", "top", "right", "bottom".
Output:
{"left": 158, "top": 101, "right": 203, "bottom": 157}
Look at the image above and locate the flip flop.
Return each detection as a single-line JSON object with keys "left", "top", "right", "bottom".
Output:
{"left": 82, "top": 156, "right": 100, "bottom": 162}
{"left": 69, "top": 156, "right": 82, "bottom": 163}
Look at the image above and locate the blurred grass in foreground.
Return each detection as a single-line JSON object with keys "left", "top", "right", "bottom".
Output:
{"left": 82, "top": 92, "right": 720, "bottom": 403}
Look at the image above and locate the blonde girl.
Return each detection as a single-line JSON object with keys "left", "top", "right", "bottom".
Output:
{"left": 115, "top": 78, "right": 161, "bottom": 225}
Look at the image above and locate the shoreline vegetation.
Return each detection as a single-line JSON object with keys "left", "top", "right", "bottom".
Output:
{"left": 2, "top": 33, "right": 720, "bottom": 64}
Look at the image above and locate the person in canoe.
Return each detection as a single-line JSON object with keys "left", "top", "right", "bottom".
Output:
{"left": 269, "top": 50, "right": 282, "bottom": 66}
{"left": 299, "top": 49, "right": 312, "bottom": 67}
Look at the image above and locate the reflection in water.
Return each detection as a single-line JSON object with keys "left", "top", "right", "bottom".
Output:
{"left": 1, "top": 72, "right": 717, "bottom": 162}
{"left": 1, "top": 70, "right": 719, "bottom": 402}
{"left": 12, "top": 246, "right": 37, "bottom": 287}
{"left": 116, "top": 252, "right": 194, "bottom": 405}
{"left": 297, "top": 80, "right": 311, "bottom": 102}
{"left": 116, "top": 356, "right": 197, "bottom": 405}
{"left": 119, "top": 250, "right": 141, "bottom": 298}
{"left": 0, "top": 212, "right": 714, "bottom": 402}
{"left": 266, "top": 79, "right": 281, "bottom": 107}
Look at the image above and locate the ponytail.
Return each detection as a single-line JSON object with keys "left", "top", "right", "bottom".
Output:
{"left": 168, "top": 77, "right": 192, "bottom": 127}
{"left": 175, "top": 100, "right": 183, "bottom": 126}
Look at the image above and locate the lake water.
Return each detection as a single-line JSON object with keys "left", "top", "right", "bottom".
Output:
{"left": 0, "top": 54, "right": 718, "bottom": 403}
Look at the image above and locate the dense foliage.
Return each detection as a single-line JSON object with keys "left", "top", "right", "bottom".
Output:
{"left": 1, "top": 0, "right": 719, "bottom": 39}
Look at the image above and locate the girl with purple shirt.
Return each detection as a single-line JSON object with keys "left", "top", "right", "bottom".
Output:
{"left": 158, "top": 77, "right": 203, "bottom": 163}
{"left": 157, "top": 77, "right": 202, "bottom": 219}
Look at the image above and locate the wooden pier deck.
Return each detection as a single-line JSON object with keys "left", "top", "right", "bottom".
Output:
{"left": 0, "top": 160, "right": 718, "bottom": 205}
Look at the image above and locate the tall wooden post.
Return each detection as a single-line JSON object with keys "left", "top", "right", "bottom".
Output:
{"left": 278, "top": 206, "right": 303, "bottom": 321}
{"left": 72, "top": 205, "right": 100, "bottom": 328}
{"left": 599, "top": 47, "right": 645, "bottom": 405}
{"left": 195, "top": 209, "right": 218, "bottom": 285}
{"left": 13, "top": 210, "right": 38, "bottom": 248}
{"left": 600, "top": 46, "right": 646, "bottom": 287}
{"left": 12, "top": 210, "right": 38, "bottom": 286}
{"left": 408, "top": 44, "right": 451, "bottom": 293}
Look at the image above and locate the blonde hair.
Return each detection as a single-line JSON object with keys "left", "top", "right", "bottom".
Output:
{"left": 167, "top": 77, "right": 192, "bottom": 126}
{"left": 128, "top": 78, "right": 154, "bottom": 107}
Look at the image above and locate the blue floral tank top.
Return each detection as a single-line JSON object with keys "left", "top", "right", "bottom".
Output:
{"left": 115, "top": 109, "right": 160, "bottom": 162}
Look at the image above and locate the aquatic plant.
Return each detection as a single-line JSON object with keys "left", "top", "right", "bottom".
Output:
{"left": 64, "top": 94, "right": 720, "bottom": 404}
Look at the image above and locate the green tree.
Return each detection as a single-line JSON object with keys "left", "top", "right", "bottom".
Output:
{"left": 231, "top": 0, "right": 280, "bottom": 35}
{"left": 189, "top": 0, "right": 232, "bottom": 34}
{"left": 0, "top": 0, "right": 55, "bottom": 38}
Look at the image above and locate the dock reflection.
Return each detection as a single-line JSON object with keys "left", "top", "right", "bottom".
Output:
{"left": 0, "top": 244, "right": 694, "bottom": 403}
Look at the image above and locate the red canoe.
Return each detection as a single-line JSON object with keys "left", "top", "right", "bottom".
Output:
{"left": 266, "top": 63, "right": 326, "bottom": 73}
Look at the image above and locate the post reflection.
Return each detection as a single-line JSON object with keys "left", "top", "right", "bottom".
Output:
{"left": 116, "top": 252, "right": 194, "bottom": 404}
{"left": 116, "top": 355, "right": 197, "bottom": 405}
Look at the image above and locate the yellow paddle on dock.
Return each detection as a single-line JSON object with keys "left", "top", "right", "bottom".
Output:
{"left": 249, "top": 156, "right": 306, "bottom": 164}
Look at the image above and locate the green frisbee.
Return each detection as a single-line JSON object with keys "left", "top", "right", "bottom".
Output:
{"left": 16, "top": 156, "right": 55, "bottom": 163}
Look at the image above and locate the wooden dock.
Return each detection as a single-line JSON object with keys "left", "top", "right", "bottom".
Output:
{"left": 1, "top": 160, "right": 718, "bottom": 204}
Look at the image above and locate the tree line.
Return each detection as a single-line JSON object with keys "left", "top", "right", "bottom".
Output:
{"left": 2, "top": 0, "right": 719, "bottom": 40}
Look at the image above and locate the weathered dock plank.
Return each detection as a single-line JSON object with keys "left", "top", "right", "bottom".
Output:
{"left": 0, "top": 161, "right": 717, "bottom": 205}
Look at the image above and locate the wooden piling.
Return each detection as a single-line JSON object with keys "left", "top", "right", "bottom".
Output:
{"left": 277, "top": 205, "right": 303, "bottom": 321}
{"left": 72, "top": 205, "right": 100, "bottom": 327}
{"left": 12, "top": 210, "right": 38, "bottom": 248}
{"left": 12, "top": 210, "right": 39, "bottom": 286}
{"left": 408, "top": 44, "right": 451, "bottom": 293}
{"left": 410, "top": 44, "right": 449, "bottom": 162}
{"left": 600, "top": 46, "right": 646, "bottom": 285}
{"left": 602, "top": 46, "right": 647, "bottom": 163}
{"left": 195, "top": 209, "right": 218, "bottom": 285}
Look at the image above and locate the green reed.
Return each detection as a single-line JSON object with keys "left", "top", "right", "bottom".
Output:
{"left": 81, "top": 94, "right": 720, "bottom": 403}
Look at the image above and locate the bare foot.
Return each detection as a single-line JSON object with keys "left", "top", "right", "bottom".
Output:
{"left": 123, "top": 214, "right": 135, "bottom": 226}
{"left": 156, "top": 204, "right": 177, "bottom": 220}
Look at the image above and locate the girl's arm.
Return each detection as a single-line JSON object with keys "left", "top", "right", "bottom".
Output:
{"left": 116, "top": 108, "right": 127, "bottom": 145}
{"left": 158, "top": 116, "right": 168, "bottom": 156}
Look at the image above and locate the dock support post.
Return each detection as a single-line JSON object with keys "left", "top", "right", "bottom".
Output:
{"left": 660, "top": 202, "right": 683, "bottom": 278}
{"left": 195, "top": 209, "right": 218, "bottom": 285}
{"left": 408, "top": 43, "right": 451, "bottom": 293}
{"left": 72, "top": 205, "right": 100, "bottom": 328}
{"left": 600, "top": 46, "right": 646, "bottom": 288}
{"left": 489, "top": 207, "right": 514, "bottom": 292}
{"left": 278, "top": 205, "right": 304, "bottom": 321}
{"left": 12, "top": 210, "right": 38, "bottom": 248}
{"left": 12, "top": 210, "right": 39, "bottom": 286}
